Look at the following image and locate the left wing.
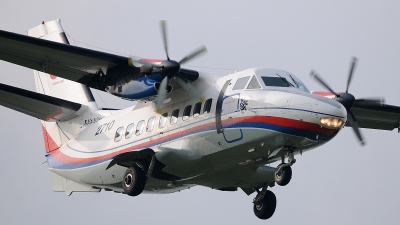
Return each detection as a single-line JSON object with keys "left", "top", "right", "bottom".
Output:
{"left": 0, "top": 82, "right": 86, "bottom": 121}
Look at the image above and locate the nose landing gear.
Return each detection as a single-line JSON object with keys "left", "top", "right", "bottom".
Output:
{"left": 275, "top": 151, "right": 296, "bottom": 186}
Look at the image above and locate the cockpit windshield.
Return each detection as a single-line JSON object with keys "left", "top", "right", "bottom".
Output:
{"left": 261, "top": 76, "right": 292, "bottom": 88}
{"left": 260, "top": 73, "right": 310, "bottom": 93}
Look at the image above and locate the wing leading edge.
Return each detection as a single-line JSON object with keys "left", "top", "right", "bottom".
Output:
{"left": 0, "top": 83, "right": 86, "bottom": 121}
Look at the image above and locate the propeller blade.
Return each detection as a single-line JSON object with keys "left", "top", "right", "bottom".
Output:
{"left": 346, "top": 57, "right": 357, "bottom": 93}
{"left": 347, "top": 109, "right": 366, "bottom": 146}
{"left": 178, "top": 46, "right": 207, "bottom": 65}
{"left": 354, "top": 98, "right": 385, "bottom": 108}
{"left": 310, "top": 70, "right": 340, "bottom": 97}
{"left": 175, "top": 77, "right": 203, "bottom": 102}
{"left": 160, "top": 20, "right": 170, "bottom": 60}
{"left": 155, "top": 76, "right": 169, "bottom": 112}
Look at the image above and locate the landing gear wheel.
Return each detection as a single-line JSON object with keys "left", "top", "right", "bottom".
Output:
{"left": 122, "top": 166, "right": 146, "bottom": 196}
{"left": 275, "top": 164, "right": 292, "bottom": 186}
{"left": 253, "top": 190, "right": 276, "bottom": 220}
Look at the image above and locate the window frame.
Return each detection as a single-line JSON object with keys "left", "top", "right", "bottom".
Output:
{"left": 114, "top": 126, "right": 124, "bottom": 142}
{"left": 125, "top": 123, "right": 135, "bottom": 139}
{"left": 136, "top": 120, "right": 145, "bottom": 135}
{"left": 146, "top": 116, "right": 156, "bottom": 132}
{"left": 193, "top": 102, "right": 202, "bottom": 117}
{"left": 183, "top": 105, "right": 192, "bottom": 121}
{"left": 203, "top": 98, "right": 212, "bottom": 114}
{"left": 159, "top": 112, "right": 168, "bottom": 128}
{"left": 170, "top": 109, "right": 179, "bottom": 124}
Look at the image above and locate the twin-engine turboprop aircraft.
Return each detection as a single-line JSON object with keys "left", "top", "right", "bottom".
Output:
{"left": 1, "top": 19, "right": 400, "bottom": 220}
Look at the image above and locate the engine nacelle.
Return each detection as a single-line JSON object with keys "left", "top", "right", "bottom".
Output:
{"left": 106, "top": 74, "right": 172, "bottom": 101}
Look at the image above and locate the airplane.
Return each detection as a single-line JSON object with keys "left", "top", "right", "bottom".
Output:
{"left": 0, "top": 19, "right": 400, "bottom": 220}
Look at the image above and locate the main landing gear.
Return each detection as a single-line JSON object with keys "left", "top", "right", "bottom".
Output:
{"left": 253, "top": 183, "right": 276, "bottom": 220}
{"left": 252, "top": 150, "right": 297, "bottom": 220}
{"left": 122, "top": 166, "right": 146, "bottom": 196}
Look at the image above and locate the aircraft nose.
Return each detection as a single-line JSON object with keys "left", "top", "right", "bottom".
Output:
{"left": 310, "top": 94, "right": 347, "bottom": 129}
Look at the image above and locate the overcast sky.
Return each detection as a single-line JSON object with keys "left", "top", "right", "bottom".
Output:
{"left": 1, "top": 1, "right": 400, "bottom": 224}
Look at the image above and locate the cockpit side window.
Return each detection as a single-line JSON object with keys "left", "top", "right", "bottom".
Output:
{"left": 233, "top": 76, "right": 250, "bottom": 90}
{"left": 290, "top": 74, "right": 310, "bottom": 92}
{"left": 246, "top": 75, "right": 261, "bottom": 89}
{"left": 261, "top": 76, "right": 291, "bottom": 87}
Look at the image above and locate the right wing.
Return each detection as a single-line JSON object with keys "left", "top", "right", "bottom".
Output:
{"left": 0, "top": 83, "right": 86, "bottom": 121}
{"left": 0, "top": 29, "right": 138, "bottom": 91}
{"left": 350, "top": 102, "right": 400, "bottom": 131}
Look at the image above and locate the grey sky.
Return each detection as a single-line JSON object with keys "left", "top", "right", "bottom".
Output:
{"left": 1, "top": 1, "right": 400, "bottom": 224}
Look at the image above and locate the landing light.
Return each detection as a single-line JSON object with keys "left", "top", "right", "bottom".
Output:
{"left": 320, "top": 117, "right": 344, "bottom": 129}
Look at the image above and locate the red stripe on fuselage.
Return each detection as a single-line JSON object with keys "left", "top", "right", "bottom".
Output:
{"left": 43, "top": 115, "right": 338, "bottom": 164}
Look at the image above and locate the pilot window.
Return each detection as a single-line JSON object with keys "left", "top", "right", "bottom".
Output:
{"left": 159, "top": 112, "right": 168, "bottom": 128}
{"left": 136, "top": 120, "right": 145, "bottom": 135}
{"left": 114, "top": 126, "right": 124, "bottom": 142}
{"left": 171, "top": 109, "right": 179, "bottom": 124}
{"left": 146, "top": 116, "right": 155, "bottom": 132}
{"left": 193, "top": 102, "right": 202, "bottom": 117}
{"left": 247, "top": 75, "right": 261, "bottom": 89}
{"left": 183, "top": 105, "right": 192, "bottom": 121}
{"left": 261, "top": 76, "right": 291, "bottom": 87}
{"left": 203, "top": 98, "right": 212, "bottom": 114}
{"left": 125, "top": 123, "right": 134, "bottom": 139}
{"left": 232, "top": 76, "right": 250, "bottom": 90}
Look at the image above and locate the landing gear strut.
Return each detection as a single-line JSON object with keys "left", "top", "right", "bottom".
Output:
{"left": 122, "top": 166, "right": 146, "bottom": 196}
{"left": 253, "top": 183, "right": 276, "bottom": 220}
{"left": 275, "top": 150, "right": 296, "bottom": 186}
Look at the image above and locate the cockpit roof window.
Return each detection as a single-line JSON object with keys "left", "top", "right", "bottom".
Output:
{"left": 261, "top": 76, "right": 292, "bottom": 87}
{"left": 233, "top": 76, "right": 250, "bottom": 90}
{"left": 246, "top": 75, "right": 262, "bottom": 89}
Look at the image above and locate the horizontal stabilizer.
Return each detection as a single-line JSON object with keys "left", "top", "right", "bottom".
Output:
{"left": 0, "top": 83, "right": 87, "bottom": 121}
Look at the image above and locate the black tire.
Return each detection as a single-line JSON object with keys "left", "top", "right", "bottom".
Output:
{"left": 122, "top": 166, "right": 146, "bottom": 196}
{"left": 275, "top": 164, "right": 292, "bottom": 186}
{"left": 253, "top": 190, "right": 277, "bottom": 220}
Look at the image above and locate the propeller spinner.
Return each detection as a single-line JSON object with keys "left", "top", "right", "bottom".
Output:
{"left": 129, "top": 21, "right": 207, "bottom": 112}
{"left": 310, "top": 57, "right": 385, "bottom": 146}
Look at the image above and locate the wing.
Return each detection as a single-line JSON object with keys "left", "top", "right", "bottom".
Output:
{"left": 348, "top": 102, "right": 400, "bottom": 130}
{"left": 0, "top": 29, "right": 139, "bottom": 91}
{"left": 0, "top": 82, "right": 86, "bottom": 121}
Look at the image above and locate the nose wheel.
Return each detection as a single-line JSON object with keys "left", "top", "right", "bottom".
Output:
{"left": 122, "top": 166, "right": 146, "bottom": 196}
{"left": 274, "top": 151, "right": 296, "bottom": 186}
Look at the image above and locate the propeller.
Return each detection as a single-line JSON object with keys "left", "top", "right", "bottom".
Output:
{"left": 310, "top": 57, "right": 384, "bottom": 146}
{"left": 129, "top": 21, "right": 207, "bottom": 112}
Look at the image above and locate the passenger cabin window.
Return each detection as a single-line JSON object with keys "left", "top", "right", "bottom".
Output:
{"left": 193, "top": 102, "right": 202, "bottom": 117}
{"left": 183, "top": 105, "right": 192, "bottom": 121}
{"left": 171, "top": 109, "right": 179, "bottom": 124}
{"left": 261, "top": 76, "right": 291, "bottom": 87}
{"left": 136, "top": 120, "right": 145, "bottom": 135}
{"left": 232, "top": 76, "right": 250, "bottom": 90}
{"left": 146, "top": 116, "right": 155, "bottom": 132}
{"left": 125, "top": 123, "right": 134, "bottom": 139}
{"left": 247, "top": 75, "right": 261, "bottom": 89}
{"left": 203, "top": 98, "right": 212, "bottom": 114}
{"left": 114, "top": 126, "right": 124, "bottom": 142}
{"left": 159, "top": 112, "right": 168, "bottom": 128}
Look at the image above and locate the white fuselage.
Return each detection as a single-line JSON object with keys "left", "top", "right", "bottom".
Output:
{"left": 46, "top": 68, "right": 347, "bottom": 193}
